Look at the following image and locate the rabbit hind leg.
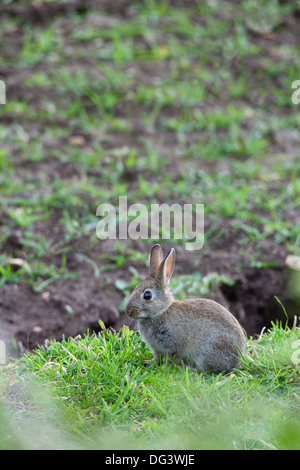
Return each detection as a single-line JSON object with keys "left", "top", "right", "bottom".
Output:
{"left": 203, "top": 350, "right": 240, "bottom": 373}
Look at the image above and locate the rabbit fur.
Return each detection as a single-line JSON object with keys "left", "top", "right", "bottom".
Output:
{"left": 125, "top": 244, "right": 246, "bottom": 372}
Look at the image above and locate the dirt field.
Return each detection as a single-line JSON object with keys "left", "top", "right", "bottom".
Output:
{"left": 0, "top": 0, "right": 299, "bottom": 355}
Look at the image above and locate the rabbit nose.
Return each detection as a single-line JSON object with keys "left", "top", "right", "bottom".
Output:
{"left": 125, "top": 305, "right": 140, "bottom": 318}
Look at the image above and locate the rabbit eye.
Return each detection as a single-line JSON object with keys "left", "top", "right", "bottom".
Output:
{"left": 143, "top": 290, "right": 152, "bottom": 300}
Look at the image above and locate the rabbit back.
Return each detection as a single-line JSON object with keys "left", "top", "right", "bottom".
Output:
{"left": 138, "top": 298, "right": 246, "bottom": 372}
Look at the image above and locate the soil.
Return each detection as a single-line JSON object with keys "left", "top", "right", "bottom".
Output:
{"left": 0, "top": 232, "right": 291, "bottom": 356}
{"left": 0, "top": 0, "right": 299, "bottom": 358}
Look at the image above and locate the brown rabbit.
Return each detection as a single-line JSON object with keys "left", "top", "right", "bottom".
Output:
{"left": 125, "top": 244, "right": 246, "bottom": 372}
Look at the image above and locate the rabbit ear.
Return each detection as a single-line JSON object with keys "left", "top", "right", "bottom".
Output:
{"left": 149, "top": 244, "right": 164, "bottom": 278}
{"left": 156, "top": 248, "right": 175, "bottom": 285}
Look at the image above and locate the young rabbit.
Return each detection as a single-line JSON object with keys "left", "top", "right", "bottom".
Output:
{"left": 125, "top": 244, "right": 246, "bottom": 372}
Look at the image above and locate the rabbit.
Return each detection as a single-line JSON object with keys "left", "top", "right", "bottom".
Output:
{"left": 125, "top": 244, "right": 246, "bottom": 372}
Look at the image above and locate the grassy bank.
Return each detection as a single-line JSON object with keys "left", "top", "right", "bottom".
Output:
{"left": 1, "top": 322, "right": 300, "bottom": 450}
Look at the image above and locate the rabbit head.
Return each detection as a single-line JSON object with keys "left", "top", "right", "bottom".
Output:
{"left": 125, "top": 244, "right": 175, "bottom": 320}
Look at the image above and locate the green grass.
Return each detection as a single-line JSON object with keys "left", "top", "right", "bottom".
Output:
{"left": 1, "top": 1, "right": 299, "bottom": 252}
{"left": 1, "top": 322, "right": 300, "bottom": 450}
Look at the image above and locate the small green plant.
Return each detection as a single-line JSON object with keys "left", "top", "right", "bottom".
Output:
{"left": 115, "top": 266, "right": 142, "bottom": 309}
{"left": 170, "top": 271, "right": 234, "bottom": 300}
{"left": 0, "top": 261, "right": 23, "bottom": 286}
